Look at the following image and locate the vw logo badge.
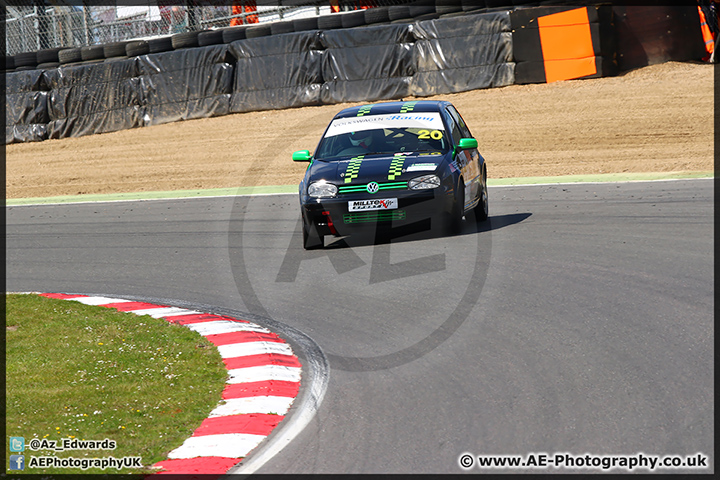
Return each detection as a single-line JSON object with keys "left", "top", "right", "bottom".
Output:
{"left": 366, "top": 182, "right": 379, "bottom": 194}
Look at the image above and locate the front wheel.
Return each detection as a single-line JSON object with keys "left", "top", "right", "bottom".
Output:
{"left": 474, "top": 167, "right": 488, "bottom": 223}
{"left": 302, "top": 219, "right": 324, "bottom": 250}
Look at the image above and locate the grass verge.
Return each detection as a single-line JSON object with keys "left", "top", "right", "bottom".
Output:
{"left": 5, "top": 293, "right": 228, "bottom": 474}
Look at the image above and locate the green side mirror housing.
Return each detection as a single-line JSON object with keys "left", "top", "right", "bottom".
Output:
{"left": 458, "top": 138, "right": 478, "bottom": 150}
{"left": 292, "top": 150, "right": 312, "bottom": 162}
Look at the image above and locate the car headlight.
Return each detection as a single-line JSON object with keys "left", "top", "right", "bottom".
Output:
{"left": 308, "top": 181, "right": 338, "bottom": 198}
{"left": 408, "top": 174, "right": 441, "bottom": 190}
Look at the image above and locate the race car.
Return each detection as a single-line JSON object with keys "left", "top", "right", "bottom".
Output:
{"left": 293, "top": 100, "right": 488, "bottom": 249}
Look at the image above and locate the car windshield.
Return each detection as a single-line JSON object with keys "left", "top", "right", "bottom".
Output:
{"left": 314, "top": 112, "right": 450, "bottom": 160}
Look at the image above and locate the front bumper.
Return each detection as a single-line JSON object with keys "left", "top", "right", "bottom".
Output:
{"left": 301, "top": 185, "right": 454, "bottom": 237}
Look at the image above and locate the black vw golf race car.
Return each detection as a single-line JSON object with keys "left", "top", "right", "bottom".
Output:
{"left": 293, "top": 100, "right": 488, "bottom": 249}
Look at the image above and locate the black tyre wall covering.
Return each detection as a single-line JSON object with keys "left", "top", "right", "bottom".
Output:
{"left": 137, "top": 44, "right": 234, "bottom": 126}
{"left": 229, "top": 30, "right": 324, "bottom": 113}
{"left": 5, "top": 69, "right": 49, "bottom": 144}
{"left": 411, "top": 11, "right": 514, "bottom": 96}
{"left": 45, "top": 58, "right": 143, "bottom": 139}
{"left": 6, "top": 5, "right": 706, "bottom": 143}
{"left": 320, "top": 23, "right": 416, "bottom": 104}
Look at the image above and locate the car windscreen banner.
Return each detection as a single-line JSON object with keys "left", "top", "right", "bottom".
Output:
{"left": 323, "top": 112, "right": 444, "bottom": 138}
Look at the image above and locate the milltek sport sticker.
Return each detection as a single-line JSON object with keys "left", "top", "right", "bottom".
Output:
{"left": 406, "top": 163, "right": 438, "bottom": 172}
{"left": 348, "top": 199, "right": 398, "bottom": 211}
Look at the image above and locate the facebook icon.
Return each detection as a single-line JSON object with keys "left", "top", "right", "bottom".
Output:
{"left": 10, "top": 455, "right": 25, "bottom": 470}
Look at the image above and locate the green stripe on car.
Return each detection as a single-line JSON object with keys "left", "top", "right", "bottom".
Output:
{"left": 388, "top": 155, "right": 405, "bottom": 180}
{"left": 399, "top": 101, "right": 418, "bottom": 113}
{"left": 343, "top": 156, "right": 364, "bottom": 183}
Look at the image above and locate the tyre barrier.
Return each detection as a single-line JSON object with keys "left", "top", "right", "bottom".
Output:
{"left": 222, "top": 25, "right": 248, "bottom": 43}
{"left": 198, "top": 30, "right": 225, "bottom": 47}
{"left": 320, "top": 23, "right": 416, "bottom": 104}
{"left": 270, "top": 20, "right": 295, "bottom": 36}
{"left": 103, "top": 42, "right": 128, "bottom": 59}
{"left": 14, "top": 51, "right": 38, "bottom": 68}
{"left": 5, "top": 4, "right": 708, "bottom": 144}
{"left": 341, "top": 10, "right": 367, "bottom": 29}
{"left": 172, "top": 31, "right": 201, "bottom": 50}
{"left": 58, "top": 48, "right": 82, "bottom": 64}
{"left": 412, "top": 11, "right": 514, "bottom": 96}
{"left": 317, "top": 13, "right": 343, "bottom": 30}
{"left": 4, "top": 55, "right": 15, "bottom": 71}
{"left": 148, "top": 36, "right": 174, "bottom": 54}
{"left": 364, "top": 6, "right": 390, "bottom": 25}
{"left": 5, "top": 68, "right": 49, "bottom": 144}
{"left": 229, "top": 30, "right": 324, "bottom": 114}
{"left": 125, "top": 40, "right": 150, "bottom": 57}
{"left": 80, "top": 45, "right": 105, "bottom": 61}
{"left": 36, "top": 47, "right": 63, "bottom": 64}
{"left": 138, "top": 44, "right": 233, "bottom": 127}
{"left": 293, "top": 16, "right": 319, "bottom": 32}
{"left": 246, "top": 24, "right": 272, "bottom": 39}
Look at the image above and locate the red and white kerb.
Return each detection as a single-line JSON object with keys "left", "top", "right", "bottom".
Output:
{"left": 39, "top": 293, "right": 302, "bottom": 475}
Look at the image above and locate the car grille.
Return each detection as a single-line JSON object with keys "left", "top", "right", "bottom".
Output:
{"left": 338, "top": 181, "right": 407, "bottom": 195}
{"left": 343, "top": 210, "right": 407, "bottom": 224}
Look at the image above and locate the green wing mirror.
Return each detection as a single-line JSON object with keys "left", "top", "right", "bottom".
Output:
{"left": 458, "top": 138, "right": 478, "bottom": 150}
{"left": 292, "top": 150, "right": 312, "bottom": 162}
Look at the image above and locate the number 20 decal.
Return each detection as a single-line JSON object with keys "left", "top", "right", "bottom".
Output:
{"left": 418, "top": 129, "right": 443, "bottom": 140}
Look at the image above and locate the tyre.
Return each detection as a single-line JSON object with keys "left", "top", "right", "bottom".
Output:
{"left": 14, "top": 51, "right": 38, "bottom": 68}
{"left": 449, "top": 180, "right": 464, "bottom": 234}
{"left": 270, "top": 20, "right": 294, "bottom": 35}
{"left": 388, "top": 6, "right": 411, "bottom": 21}
{"left": 37, "top": 61, "right": 61, "bottom": 69}
{"left": 246, "top": 24, "right": 271, "bottom": 38}
{"left": 462, "top": 0, "right": 485, "bottom": 12}
{"left": 409, "top": 4, "right": 435, "bottom": 18}
{"left": 103, "top": 41, "right": 128, "bottom": 58}
{"left": 341, "top": 10, "right": 366, "bottom": 28}
{"left": 302, "top": 220, "right": 324, "bottom": 250}
{"left": 58, "top": 48, "right": 82, "bottom": 64}
{"left": 198, "top": 30, "right": 223, "bottom": 46}
{"left": 80, "top": 45, "right": 105, "bottom": 61}
{"left": 222, "top": 26, "right": 248, "bottom": 43}
{"left": 292, "top": 16, "right": 318, "bottom": 31}
{"left": 365, "top": 6, "right": 390, "bottom": 24}
{"left": 474, "top": 167, "right": 488, "bottom": 223}
{"left": 435, "top": 3, "right": 463, "bottom": 15}
{"left": 36, "top": 47, "right": 62, "bottom": 64}
{"left": 126, "top": 40, "right": 149, "bottom": 57}
{"left": 317, "top": 14, "right": 343, "bottom": 30}
{"left": 148, "top": 36, "right": 173, "bottom": 53}
{"left": 172, "top": 31, "right": 200, "bottom": 49}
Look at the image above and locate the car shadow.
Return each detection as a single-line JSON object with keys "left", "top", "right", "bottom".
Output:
{"left": 323, "top": 212, "right": 532, "bottom": 249}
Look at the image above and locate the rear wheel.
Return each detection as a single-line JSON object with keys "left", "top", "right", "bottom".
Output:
{"left": 302, "top": 220, "right": 324, "bottom": 250}
{"left": 474, "top": 167, "right": 488, "bottom": 223}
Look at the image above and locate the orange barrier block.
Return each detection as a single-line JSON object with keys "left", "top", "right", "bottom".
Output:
{"left": 538, "top": 7, "right": 596, "bottom": 82}
{"left": 543, "top": 57, "right": 598, "bottom": 84}
{"left": 537, "top": 7, "right": 590, "bottom": 28}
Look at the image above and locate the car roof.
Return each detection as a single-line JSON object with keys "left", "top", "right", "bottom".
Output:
{"left": 333, "top": 100, "right": 451, "bottom": 119}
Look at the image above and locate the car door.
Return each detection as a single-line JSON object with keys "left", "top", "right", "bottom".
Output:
{"left": 447, "top": 105, "right": 482, "bottom": 205}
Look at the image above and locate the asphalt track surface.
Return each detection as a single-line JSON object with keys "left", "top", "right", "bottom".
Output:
{"left": 6, "top": 179, "right": 714, "bottom": 474}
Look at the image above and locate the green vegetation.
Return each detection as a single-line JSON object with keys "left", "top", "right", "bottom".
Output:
{"left": 5, "top": 293, "right": 228, "bottom": 474}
